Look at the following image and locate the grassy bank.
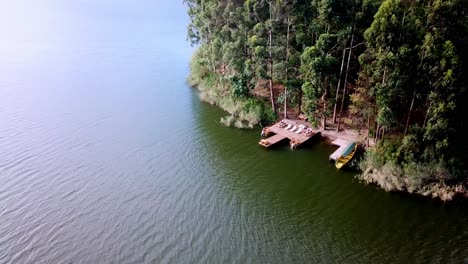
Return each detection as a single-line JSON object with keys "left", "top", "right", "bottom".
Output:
{"left": 188, "top": 50, "right": 275, "bottom": 129}
{"left": 358, "top": 142, "right": 468, "bottom": 202}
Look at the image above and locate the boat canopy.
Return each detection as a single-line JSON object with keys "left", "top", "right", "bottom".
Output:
{"left": 342, "top": 143, "right": 356, "bottom": 157}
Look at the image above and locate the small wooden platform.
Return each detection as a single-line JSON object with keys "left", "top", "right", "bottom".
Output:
{"left": 259, "top": 119, "right": 318, "bottom": 148}
{"left": 259, "top": 134, "right": 287, "bottom": 147}
{"left": 329, "top": 139, "right": 352, "bottom": 160}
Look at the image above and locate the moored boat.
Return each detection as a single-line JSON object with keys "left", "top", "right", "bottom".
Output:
{"left": 335, "top": 143, "right": 357, "bottom": 169}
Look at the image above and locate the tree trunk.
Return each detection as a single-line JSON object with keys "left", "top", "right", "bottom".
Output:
{"left": 404, "top": 89, "right": 416, "bottom": 135}
{"left": 209, "top": 38, "right": 216, "bottom": 74}
{"left": 298, "top": 89, "right": 303, "bottom": 114}
{"left": 374, "top": 68, "right": 387, "bottom": 143}
{"left": 268, "top": 4, "right": 276, "bottom": 114}
{"left": 375, "top": 122, "right": 380, "bottom": 142}
{"left": 423, "top": 81, "right": 434, "bottom": 129}
{"left": 423, "top": 101, "right": 431, "bottom": 129}
{"left": 284, "top": 87, "right": 287, "bottom": 119}
{"left": 333, "top": 44, "right": 347, "bottom": 123}
{"left": 321, "top": 77, "right": 329, "bottom": 130}
{"left": 268, "top": 29, "right": 276, "bottom": 114}
{"left": 367, "top": 111, "right": 371, "bottom": 147}
{"left": 322, "top": 90, "right": 328, "bottom": 130}
{"left": 269, "top": 79, "right": 275, "bottom": 113}
{"left": 284, "top": 17, "right": 290, "bottom": 120}
{"left": 337, "top": 26, "right": 355, "bottom": 132}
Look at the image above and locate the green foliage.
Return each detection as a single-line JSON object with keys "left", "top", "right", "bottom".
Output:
{"left": 230, "top": 75, "right": 249, "bottom": 98}
{"left": 357, "top": 0, "right": 468, "bottom": 179}
{"left": 185, "top": 0, "right": 468, "bottom": 187}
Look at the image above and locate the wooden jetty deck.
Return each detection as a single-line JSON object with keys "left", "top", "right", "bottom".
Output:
{"left": 259, "top": 119, "right": 318, "bottom": 149}
{"left": 258, "top": 134, "right": 287, "bottom": 147}
{"left": 329, "top": 138, "right": 352, "bottom": 160}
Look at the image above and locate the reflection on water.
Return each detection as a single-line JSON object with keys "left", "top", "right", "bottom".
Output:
{"left": 0, "top": 0, "right": 467, "bottom": 263}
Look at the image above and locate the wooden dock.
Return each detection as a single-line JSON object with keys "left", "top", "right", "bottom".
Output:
{"left": 329, "top": 138, "right": 352, "bottom": 160}
{"left": 259, "top": 134, "right": 287, "bottom": 147}
{"left": 259, "top": 119, "right": 318, "bottom": 149}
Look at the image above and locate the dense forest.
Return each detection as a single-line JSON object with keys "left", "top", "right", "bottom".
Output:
{"left": 185, "top": 0, "right": 468, "bottom": 200}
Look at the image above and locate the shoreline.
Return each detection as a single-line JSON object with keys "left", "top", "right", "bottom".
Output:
{"left": 270, "top": 118, "right": 372, "bottom": 147}
{"left": 264, "top": 119, "right": 468, "bottom": 202}
{"left": 191, "top": 84, "right": 468, "bottom": 202}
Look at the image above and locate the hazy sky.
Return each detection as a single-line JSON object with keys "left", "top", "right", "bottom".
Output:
{"left": 0, "top": 0, "right": 193, "bottom": 60}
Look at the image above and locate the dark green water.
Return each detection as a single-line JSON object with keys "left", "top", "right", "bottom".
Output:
{"left": 0, "top": 1, "right": 467, "bottom": 263}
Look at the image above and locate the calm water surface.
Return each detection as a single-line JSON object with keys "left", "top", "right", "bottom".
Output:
{"left": 0, "top": 1, "right": 467, "bottom": 263}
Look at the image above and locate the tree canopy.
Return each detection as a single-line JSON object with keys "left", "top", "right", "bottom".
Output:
{"left": 185, "top": 0, "right": 468, "bottom": 187}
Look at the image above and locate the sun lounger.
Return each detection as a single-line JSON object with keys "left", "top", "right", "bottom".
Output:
{"left": 296, "top": 127, "right": 303, "bottom": 134}
{"left": 277, "top": 122, "right": 286, "bottom": 128}
{"left": 285, "top": 124, "right": 292, "bottom": 130}
{"left": 290, "top": 126, "right": 297, "bottom": 132}
{"left": 303, "top": 128, "right": 313, "bottom": 136}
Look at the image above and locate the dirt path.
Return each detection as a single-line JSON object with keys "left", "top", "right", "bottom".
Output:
{"left": 284, "top": 118, "right": 374, "bottom": 147}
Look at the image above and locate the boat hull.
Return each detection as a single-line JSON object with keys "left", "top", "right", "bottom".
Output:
{"left": 335, "top": 143, "right": 357, "bottom": 169}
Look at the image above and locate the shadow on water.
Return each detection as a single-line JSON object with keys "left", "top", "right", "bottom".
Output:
{"left": 189, "top": 89, "right": 468, "bottom": 263}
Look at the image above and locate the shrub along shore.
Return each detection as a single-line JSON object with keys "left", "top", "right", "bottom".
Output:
{"left": 185, "top": 0, "right": 468, "bottom": 201}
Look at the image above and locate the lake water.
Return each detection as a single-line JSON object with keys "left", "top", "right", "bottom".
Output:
{"left": 0, "top": 1, "right": 467, "bottom": 263}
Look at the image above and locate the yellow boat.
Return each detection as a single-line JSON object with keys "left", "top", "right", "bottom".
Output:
{"left": 335, "top": 143, "right": 358, "bottom": 169}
